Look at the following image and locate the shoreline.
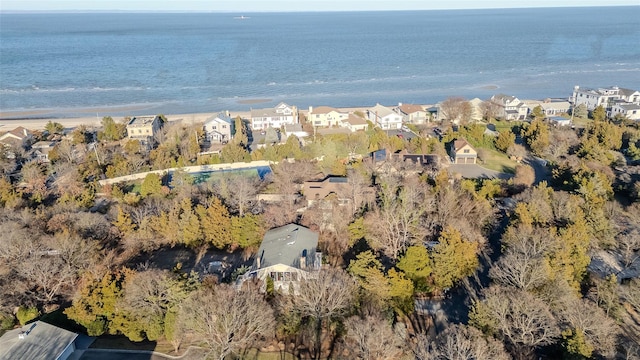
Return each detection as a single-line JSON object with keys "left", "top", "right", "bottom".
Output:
{"left": 0, "top": 104, "right": 410, "bottom": 131}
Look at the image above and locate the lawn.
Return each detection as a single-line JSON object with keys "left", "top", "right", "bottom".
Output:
{"left": 479, "top": 148, "right": 518, "bottom": 174}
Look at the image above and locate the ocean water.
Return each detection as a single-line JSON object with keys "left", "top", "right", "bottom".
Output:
{"left": 1, "top": 7, "right": 639, "bottom": 118}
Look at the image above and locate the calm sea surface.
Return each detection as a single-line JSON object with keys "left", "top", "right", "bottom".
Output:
{"left": 1, "top": 7, "right": 639, "bottom": 117}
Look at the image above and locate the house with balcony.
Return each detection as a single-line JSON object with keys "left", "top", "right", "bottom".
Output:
{"left": 239, "top": 224, "right": 320, "bottom": 293}
{"left": 307, "top": 106, "right": 349, "bottom": 128}
{"left": 250, "top": 102, "right": 298, "bottom": 131}
{"left": 490, "top": 94, "right": 528, "bottom": 121}
{"left": 572, "top": 85, "right": 640, "bottom": 111}
{"left": 203, "top": 112, "right": 234, "bottom": 143}
{"left": 367, "top": 103, "right": 402, "bottom": 130}
{"left": 394, "top": 103, "right": 428, "bottom": 124}
{"left": 126, "top": 115, "right": 163, "bottom": 148}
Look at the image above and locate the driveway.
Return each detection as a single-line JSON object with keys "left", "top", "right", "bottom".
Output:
{"left": 447, "top": 164, "right": 511, "bottom": 179}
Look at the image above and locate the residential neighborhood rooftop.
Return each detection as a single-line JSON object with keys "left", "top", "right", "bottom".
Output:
{"left": 0, "top": 321, "right": 78, "bottom": 360}
{"left": 128, "top": 115, "right": 159, "bottom": 126}
{"left": 253, "top": 224, "right": 318, "bottom": 270}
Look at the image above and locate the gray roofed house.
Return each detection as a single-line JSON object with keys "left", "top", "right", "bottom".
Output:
{"left": 0, "top": 321, "right": 79, "bottom": 360}
{"left": 250, "top": 102, "right": 298, "bottom": 131}
{"left": 240, "top": 224, "right": 320, "bottom": 293}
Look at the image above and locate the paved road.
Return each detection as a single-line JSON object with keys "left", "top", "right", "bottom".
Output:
{"left": 447, "top": 164, "right": 512, "bottom": 179}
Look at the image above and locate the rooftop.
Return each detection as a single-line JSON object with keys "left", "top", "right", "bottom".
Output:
{"left": 127, "top": 115, "right": 159, "bottom": 127}
{"left": 0, "top": 321, "right": 78, "bottom": 360}
{"left": 254, "top": 224, "right": 318, "bottom": 270}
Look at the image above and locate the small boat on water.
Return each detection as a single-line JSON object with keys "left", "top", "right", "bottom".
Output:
{"left": 233, "top": 15, "right": 250, "bottom": 20}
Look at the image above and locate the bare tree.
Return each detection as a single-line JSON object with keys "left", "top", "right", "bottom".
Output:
{"left": 180, "top": 284, "right": 274, "bottom": 360}
{"left": 481, "top": 100, "right": 502, "bottom": 121}
{"left": 480, "top": 286, "right": 559, "bottom": 359}
{"left": 365, "top": 175, "right": 429, "bottom": 260}
{"left": 559, "top": 297, "right": 618, "bottom": 358}
{"left": 440, "top": 97, "right": 472, "bottom": 124}
{"left": 344, "top": 315, "right": 406, "bottom": 360}
{"left": 414, "top": 324, "right": 510, "bottom": 360}
{"left": 618, "top": 231, "right": 640, "bottom": 268}
{"left": 18, "top": 253, "right": 77, "bottom": 303}
{"left": 284, "top": 267, "right": 358, "bottom": 359}
{"left": 215, "top": 174, "right": 261, "bottom": 216}
{"left": 620, "top": 278, "right": 640, "bottom": 313}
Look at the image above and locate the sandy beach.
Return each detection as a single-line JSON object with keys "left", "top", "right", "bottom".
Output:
{"left": 0, "top": 110, "right": 254, "bottom": 132}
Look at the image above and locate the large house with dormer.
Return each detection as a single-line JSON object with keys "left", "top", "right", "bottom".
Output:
{"left": 239, "top": 224, "right": 321, "bottom": 293}
{"left": 0, "top": 126, "right": 33, "bottom": 149}
{"left": 307, "top": 106, "right": 349, "bottom": 128}
{"left": 368, "top": 103, "right": 403, "bottom": 130}
{"left": 572, "top": 85, "right": 640, "bottom": 111}
{"left": 250, "top": 102, "right": 298, "bottom": 131}
{"left": 490, "top": 94, "right": 528, "bottom": 121}
{"left": 203, "top": 112, "right": 234, "bottom": 143}
{"left": 394, "top": 103, "right": 428, "bottom": 124}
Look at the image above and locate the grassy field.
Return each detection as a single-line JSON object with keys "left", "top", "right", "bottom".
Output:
{"left": 479, "top": 148, "right": 518, "bottom": 173}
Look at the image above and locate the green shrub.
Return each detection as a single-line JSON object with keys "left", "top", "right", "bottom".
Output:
{"left": 0, "top": 313, "right": 15, "bottom": 331}
{"left": 16, "top": 306, "right": 40, "bottom": 326}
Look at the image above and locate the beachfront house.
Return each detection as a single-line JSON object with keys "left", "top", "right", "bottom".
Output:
{"left": 126, "top": 115, "right": 163, "bottom": 148}
{"left": 525, "top": 99, "right": 571, "bottom": 117}
{"left": 609, "top": 103, "right": 640, "bottom": 121}
{"left": 307, "top": 106, "right": 349, "bottom": 128}
{"left": 250, "top": 102, "right": 298, "bottom": 131}
{"left": 490, "top": 94, "right": 528, "bottom": 121}
{"left": 239, "top": 224, "right": 321, "bottom": 293}
{"left": 394, "top": 103, "right": 428, "bottom": 124}
{"left": 367, "top": 103, "right": 402, "bottom": 130}
{"left": 449, "top": 138, "right": 477, "bottom": 164}
{"left": 0, "top": 126, "right": 33, "bottom": 149}
{"left": 572, "top": 85, "right": 640, "bottom": 111}
{"left": 340, "top": 113, "right": 369, "bottom": 132}
{"left": 203, "top": 112, "right": 234, "bottom": 143}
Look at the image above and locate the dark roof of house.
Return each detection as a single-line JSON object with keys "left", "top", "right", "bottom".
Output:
{"left": 0, "top": 321, "right": 78, "bottom": 360}
{"left": 254, "top": 224, "right": 318, "bottom": 269}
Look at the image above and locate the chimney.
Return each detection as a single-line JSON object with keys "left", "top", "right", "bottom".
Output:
{"left": 256, "top": 256, "right": 261, "bottom": 269}
{"left": 308, "top": 106, "right": 313, "bottom": 113}
{"left": 398, "top": 102, "right": 402, "bottom": 107}
{"left": 300, "top": 256, "right": 306, "bottom": 269}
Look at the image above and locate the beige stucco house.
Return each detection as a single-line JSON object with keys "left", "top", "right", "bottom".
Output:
{"left": 340, "top": 113, "right": 369, "bottom": 132}
{"left": 126, "top": 115, "right": 163, "bottom": 146}
{"left": 449, "top": 139, "right": 477, "bottom": 164}
{"left": 307, "top": 106, "right": 349, "bottom": 128}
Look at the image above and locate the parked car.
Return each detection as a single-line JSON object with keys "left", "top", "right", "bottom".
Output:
{"left": 401, "top": 125, "right": 410, "bottom": 132}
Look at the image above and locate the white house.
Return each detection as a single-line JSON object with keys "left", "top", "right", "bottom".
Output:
{"left": 368, "top": 103, "right": 403, "bottom": 130}
{"left": 203, "top": 112, "right": 234, "bottom": 143}
{"left": 490, "top": 94, "right": 528, "bottom": 120}
{"left": 610, "top": 103, "right": 640, "bottom": 121}
{"left": 240, "top": 224, "right": 321, "bottom": 293}
{"left": 307, "top": 106, "right": 349, "bottom": 128}
{"left": 0, "top": 126, "right": 33, "bottom": 149}
{"left": 394, "top": 103, "right": 428, "bottom": 124}
{"left": 250, "top": 102, "right": 298, "bottom": 131}
{"left": 572, "top": 85, "right": 640, "bottom": 111}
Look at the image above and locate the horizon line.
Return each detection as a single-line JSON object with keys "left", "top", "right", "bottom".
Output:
{"left": 1, "top": 4, "right": 638, "bottom": 14}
